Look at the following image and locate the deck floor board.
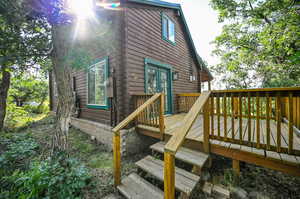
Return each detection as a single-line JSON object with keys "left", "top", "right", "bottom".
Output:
{"left": 163, "top": 113, "right": 300, "bottom": 165}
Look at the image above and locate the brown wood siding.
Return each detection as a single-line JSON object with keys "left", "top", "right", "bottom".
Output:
{"left": 50, "top": 9, "right": 125, "bottom": 126}
{"left": 124, "top": 3, "right": 201, "bottom": 115}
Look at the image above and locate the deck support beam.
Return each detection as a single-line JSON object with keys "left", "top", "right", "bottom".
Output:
{"left": 232, "top": 159, "right": 240, "bottom": 176}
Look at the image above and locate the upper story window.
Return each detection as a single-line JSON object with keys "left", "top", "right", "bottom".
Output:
{"left": 162, "top": 13, "right": 175, "bottom": 44}
{"left": 87, "top": 57, "right": 109, "bottom": 109}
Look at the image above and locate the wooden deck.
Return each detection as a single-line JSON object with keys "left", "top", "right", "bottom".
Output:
{"left": 163, "top": 113, "right": 300, "bottom": 165}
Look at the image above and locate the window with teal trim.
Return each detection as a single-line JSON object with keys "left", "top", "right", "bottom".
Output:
{"left": 87, "top": 59, "right": 108, "bottom": 107}
{"left": 162, "top": 14, "right": 175, "bottom": 43}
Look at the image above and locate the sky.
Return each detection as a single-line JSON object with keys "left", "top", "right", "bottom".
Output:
{"left": 164, "top": 0, "right": 223, "bottom": 66}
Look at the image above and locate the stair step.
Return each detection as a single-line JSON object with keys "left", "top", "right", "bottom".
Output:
{"left": 135, "top": 155, "right": 200, "bottom": 195}
{"left": 150, "top": 142, "right": 209, "bottom": 168}
{"left": 117, "top": 173, "right": 164, "bottom": 199}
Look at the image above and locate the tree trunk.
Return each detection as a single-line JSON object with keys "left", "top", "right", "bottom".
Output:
{"left": 51, "top": 24, "right": 75, "bottom": 152}
{"left": 0, "top": 67, "right": 11, "bottom": 130}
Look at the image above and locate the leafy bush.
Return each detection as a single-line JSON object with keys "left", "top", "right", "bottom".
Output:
{"left": 0, "top": 133, "right": 39, "bottom": 175}
{"left": 5, "top": 103, "right": 33, "bottom": 128}
{"left": 1, "top": 154, "right": 91, "bottom": 199}
{"left": 23, "top": 104, "right": 49, "bottom": 114}
{"left": 0, "top": 133, "right": 92, "bottom": 199}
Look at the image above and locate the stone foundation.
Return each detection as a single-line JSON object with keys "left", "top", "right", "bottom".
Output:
{"left": 70, "top": 117, "right": 157, "bottom": 156}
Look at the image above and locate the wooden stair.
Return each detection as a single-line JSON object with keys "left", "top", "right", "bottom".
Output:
{"left": 150, "top": 141, "right": 209, "bottom": 168}
{"left": 117, "top": 173, "right": 164, "bottom": 199}
{"left": 117, "top": 142, "right": 209, "bottom": 198}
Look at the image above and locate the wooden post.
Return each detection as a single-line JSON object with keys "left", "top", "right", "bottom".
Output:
{"left": 223, "top": 93, "right": 227, "bottom": 140}
{"left": 247, "top": 92, "right": 251, "bottom": 143}
{"left": 159, "top": 93, "right": 165, "bottom": 140}
{"left": 211, "top": 96, "right": 214, "bottom": 136}
{"left": 208, "top": 81, "right": 211, "bottom": 91}
{"left": 113, "top": 131, "right": 121, "bottom": 186}
{"left": 164, "top": 152, "right": 175, "bottom": 199}
{"left": 266, "top": 92, "right": 271, "bottom": 150}
{"left": 231, "top": 93, "right": 235, "bottom": 139}
{"left": 232, "top": 159, "right": 240, "bottom": 176}
{"left": 288, "top": 93, "right": 293, "bottom": 154}
{"left": 239, "top": 93, "right": 242, "bottom": 144}
{"left": 203, "top": 101, "right": 210, "bottom": 153}
{"left": 276, "top": 94, "right": 281, "bottom": 152}
{"left": 217, "top": 95, "right": 220, "bottom": 138}
{"left": 256, "top": 92, "right": 260, "bottom": 148}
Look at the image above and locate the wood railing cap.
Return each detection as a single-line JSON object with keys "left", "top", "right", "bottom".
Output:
{"left": 164, "top": 91, "right": 211, "bottom": 154}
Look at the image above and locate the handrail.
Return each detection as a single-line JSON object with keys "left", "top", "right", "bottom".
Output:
{"left": 164, "top": 91, "right": 211, "bottom": 199}
{"left": 112, "top": 92, "right": 164, "bottom": 187}
{"left": 112, "top": 93, "right": 161, "bottom": 133}
{"left": 212, "top": 87, "right": 300, "bottom": 93}
{"left": 165, "top": 91, "right": 211, "bottom": 154}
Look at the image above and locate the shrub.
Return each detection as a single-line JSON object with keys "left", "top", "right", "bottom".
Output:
{"left": 0, "top": 133, "right": 39, "bottom": 175}
{"left": 1, "top": 153, "right": 92, "bottom": 199}
{"left": 5, "top": 104, "right": 33, "bottom": 129}
{"left": 0, "top": 133, "right": 92, "bottom": 199}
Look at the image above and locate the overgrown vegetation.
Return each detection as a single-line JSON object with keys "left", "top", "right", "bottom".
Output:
{"left": 0, "top": 132, "right": 92, "bottom": 199}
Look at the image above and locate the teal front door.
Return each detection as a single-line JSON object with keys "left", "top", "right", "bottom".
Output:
{"left": 146, "top": 65, "right": 172, "bottom": 114}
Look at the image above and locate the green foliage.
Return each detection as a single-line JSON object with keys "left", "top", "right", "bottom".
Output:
{"left": 9, "top": 74, "right": 48, "bottom": 107}
{"left": 210, "top": 0, "right": 300, "bottom": 88}
{"left": 5, "top": 103, "right": 34, "bottom": 129}
{"left": 0, "top": 133, "right": 39, "bottom": 176}
{"left": 0, "top": 133, "right": 92, "bottom": 199}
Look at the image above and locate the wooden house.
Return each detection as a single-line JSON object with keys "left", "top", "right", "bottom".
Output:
{"left": 49, "top": 0, "right": 300, "bottom": 198}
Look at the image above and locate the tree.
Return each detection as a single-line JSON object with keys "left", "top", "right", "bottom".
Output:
{"left": 0, "top": 0, "right": 50, "bottom": 130}
{"left": 10, "top": 74, "right": 48, "bottom": 107}
{"left": 210, "top": 0, "right": 300, "bottom": 88}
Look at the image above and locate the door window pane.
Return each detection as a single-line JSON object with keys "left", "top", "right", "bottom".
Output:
{"left": 160, "top": 70, "right": 169, "bottom": 112}
{"left": 147, "top": 68, "right": 157, "bottom": 93}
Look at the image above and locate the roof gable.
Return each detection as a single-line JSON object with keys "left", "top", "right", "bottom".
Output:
{"left": 126, "top": 0, "right": 213, "bottom": 81}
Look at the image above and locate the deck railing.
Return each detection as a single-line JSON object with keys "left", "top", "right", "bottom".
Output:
{"left": 164, "top": 91, "right": 211, "bottom": 199}
{"left": 112, "top": 93, "right": 164, "bottom": 186}
{"left": 210, "top": 87, "right": 300, "bottom": 155}
{"left": 177, "top": 93, "right": 200, "bottom": 113}
{"left": 132, "top": 93, "right": 163, "bottom": 129}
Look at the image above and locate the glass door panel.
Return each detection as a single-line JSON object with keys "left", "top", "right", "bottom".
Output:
{"left": 160, "top": 69, "right": 170, "bottom": 113}
{"left": 146, "top": 67, "right": 158, "bottom": 94}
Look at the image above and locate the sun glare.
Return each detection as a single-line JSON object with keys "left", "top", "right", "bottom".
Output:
{"left": 68, "top": 0, "right": 95, "bottom": 19}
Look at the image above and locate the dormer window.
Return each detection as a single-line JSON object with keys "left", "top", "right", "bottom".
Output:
{"left": 162, "top": 13, "right": 175, "bottom": 44}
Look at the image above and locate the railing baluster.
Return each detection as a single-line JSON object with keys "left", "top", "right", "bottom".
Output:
{"left": 256, "top": 92, "right": 260, "bottom": 148}
{"left": 276, "top": 93, "right": 282, "bottom": 152}
{"left": 231, "top": 93, "right": 235, "bottom": 139}
{"left": 288, "top": 92, "right": 293, "bottom": 154}
{"left": 217, "top": 95, "right": 220, "bottom": 139}
{"left": 204, "top": 100, "right": 210, "bottom": 153}
{"left": 266, "top": 92, "right": 271, "bottom": 150}
{"left": 211, "top": 96, "right": 214, "bottom": 136}
{"left": 224, "top": 93, "right": 227, "bottom": 140}
{"left": 247, "top": 92, "right": 251, "bottom": 144}
{"left": 239, "top": 93, "right": 243, "bottom": 144}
